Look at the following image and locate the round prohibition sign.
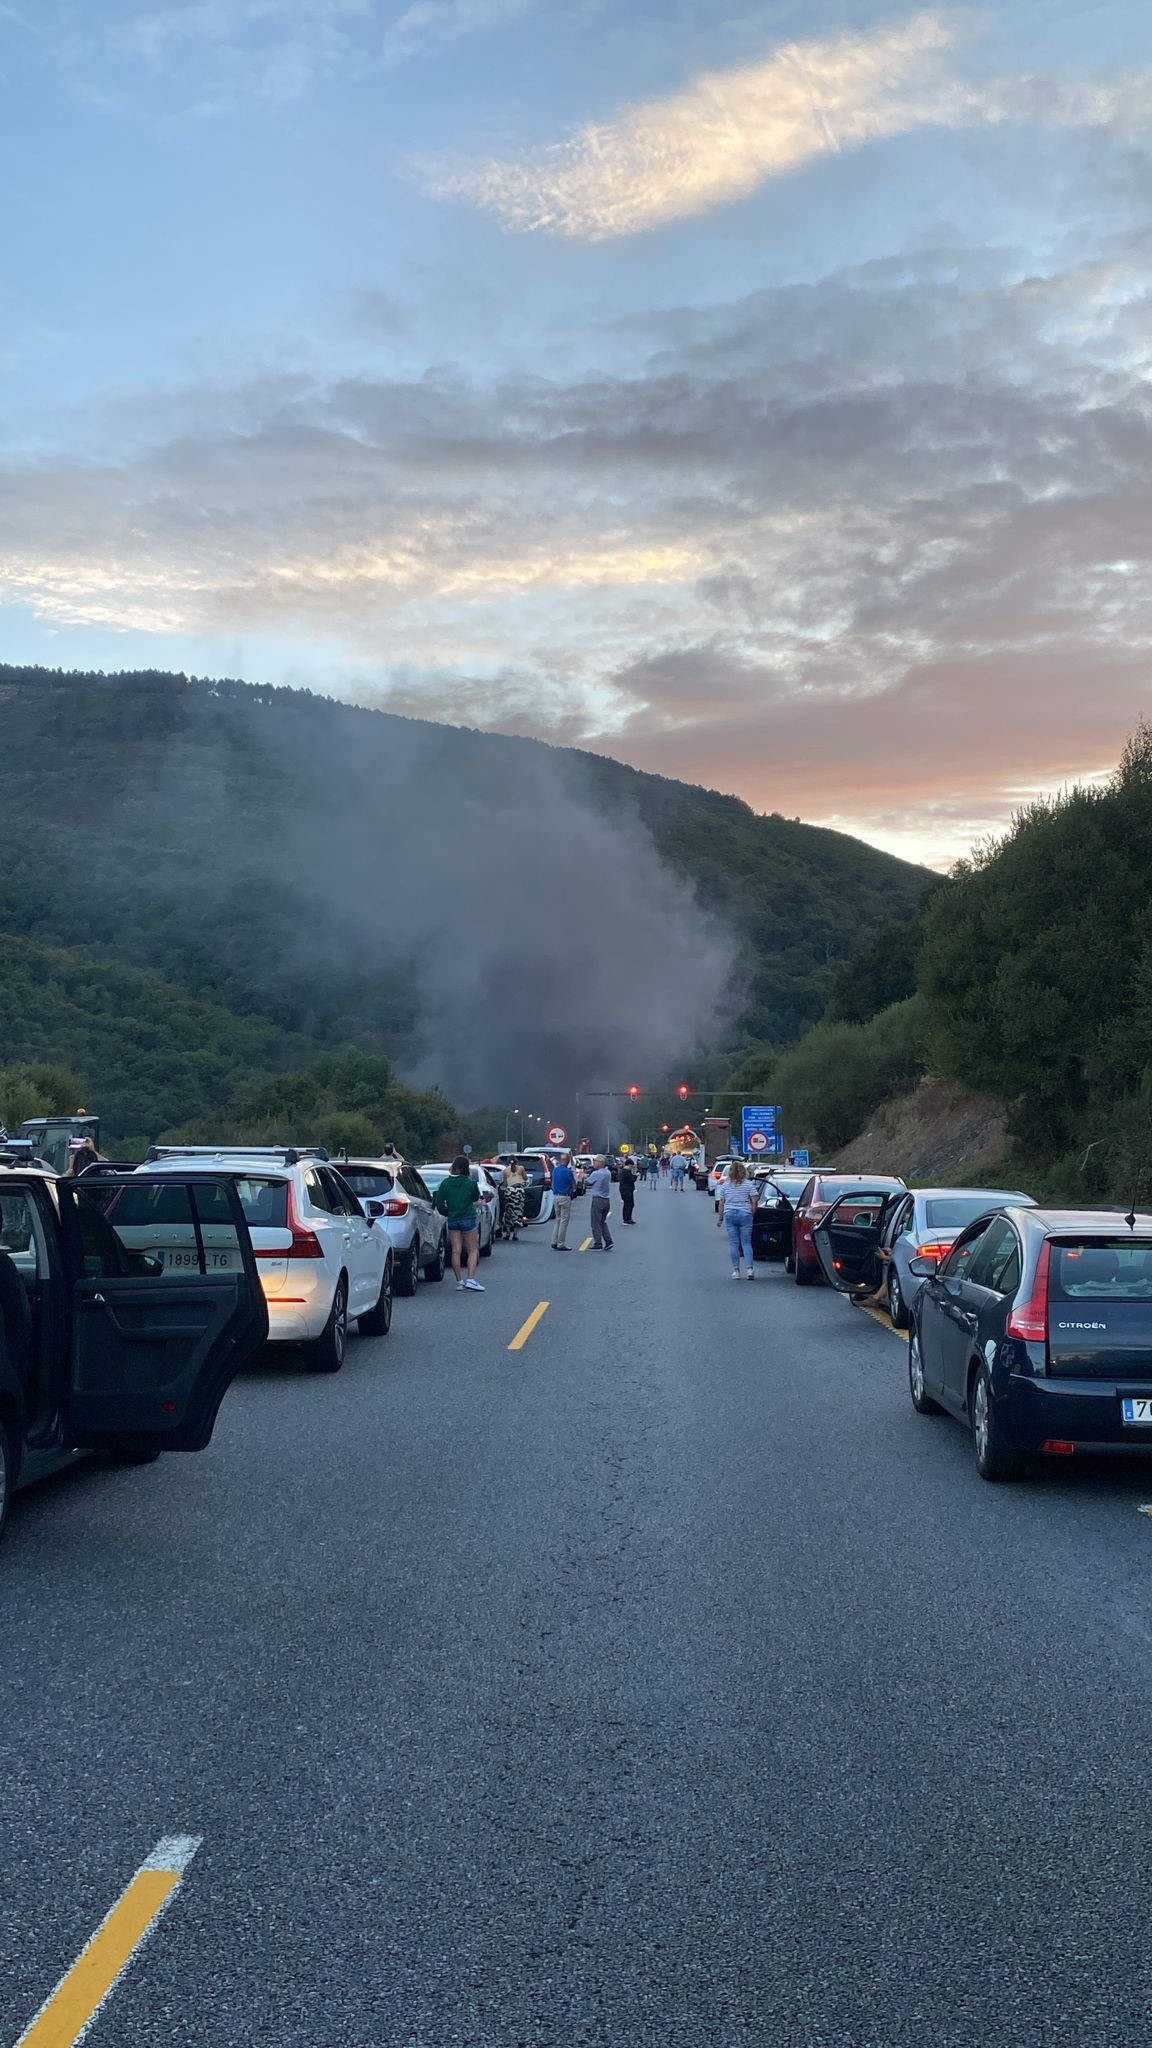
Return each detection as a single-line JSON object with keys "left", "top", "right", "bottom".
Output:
{"left": 747, "top": 1130, "right": 770, "bottom": 1153}
{"left": 547, "top": 1124, "right": 568, "bottom": 1147}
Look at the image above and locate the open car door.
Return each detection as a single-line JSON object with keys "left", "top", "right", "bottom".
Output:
{"left": 812, "top": 1190, "right": 894, "bottom": 1293}
{"left": 56, "top": 1173, "right": 269, "bottom": 1454}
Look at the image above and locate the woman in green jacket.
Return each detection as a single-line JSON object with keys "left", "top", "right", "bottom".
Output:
{"left": 434, "top": 1157, "right": 485, "bottom": 1292}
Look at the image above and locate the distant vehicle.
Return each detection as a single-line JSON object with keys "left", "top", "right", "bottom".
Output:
{"left": 419, "top": 1163, "right": 500, "bottom": 1253}
{"left": 790, "top": 1171, "right": 907, "bottom": 1285}
{"left": 870, "top": 1206, "right": 1152, "bottom": 1481}
{"left": 0, "top": 1167, "right": 268, "bottom": 1544}
{"left": 14, "top": 1113, "right": 101, "bottom": 1177}
{"left": 751, "top": 1170, "right": 813, "bottom": 1262}
{"left": 876, "top": 1186, "right": 1036, "bottom": 1328}
{"left": 703, "top": 1118, "right": 732, "bottom": 1171}
{"left": 332, "top": 1157, "right": 448, "bottom": 1294}
{"left": 136, "top": 1147, "right": 392, "bottom": 1368}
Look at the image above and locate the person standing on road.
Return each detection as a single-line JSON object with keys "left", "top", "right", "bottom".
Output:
{"left": 434, "top": 1157, "right": 485, "bottom": 1292}
{"left": 587, "top": 1157, "right": 614, "bottom": 1250}
{"left": 619, "top": 1157, "right": 637, "bottom": 1225}
{"left": 717, "top": 1161, "right": 757, "bottom": 1280}
{"left": 670, "top": 1155, "right": 686, "bottom": 1191}
{"left": 501, "top": 1160, "right": 527, "bottom": 1242}
{"left": 551, "top": 1154, "right": 576, "bottom": 1249}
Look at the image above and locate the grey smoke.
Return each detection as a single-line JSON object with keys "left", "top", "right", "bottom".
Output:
{"left": 97, "top": 686, "right": 737, "bottom": 1120}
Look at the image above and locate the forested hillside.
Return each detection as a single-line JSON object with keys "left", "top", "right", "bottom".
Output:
{"left": 739, "top": 726, "right": 1152, "bottom": 1203}
{"left": 0, "top": 666, "right": 928, "bottom": 1067}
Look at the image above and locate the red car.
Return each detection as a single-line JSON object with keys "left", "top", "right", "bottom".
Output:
{"left": 790, "top": 1172, "right": 906, "bottom": 1286}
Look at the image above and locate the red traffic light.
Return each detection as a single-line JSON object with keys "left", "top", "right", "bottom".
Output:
{"left": 677, "top": 1084, "right": 689, "bottom": 1100}
{"left": 628, "top": 1084, "right": 640, "bottom": 1098}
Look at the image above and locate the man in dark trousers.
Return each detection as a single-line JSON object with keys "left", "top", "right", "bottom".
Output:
{"left": 587, "top": 1157, "right": 614, "bottom": 1250}
{"left": 619, "top": 1157, "right": 637, "bottom": 1224}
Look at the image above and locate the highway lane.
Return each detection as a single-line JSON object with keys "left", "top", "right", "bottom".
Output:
{"left": 3, "top": 1182, "right": 1152, "bottom": 2044}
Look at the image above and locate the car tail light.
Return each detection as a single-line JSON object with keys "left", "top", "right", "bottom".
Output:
{"left": 914, "top": 1240, "right": 952, "bottom": 1262}
{"left": 285, "top": 1183, "right": 324, "bottom": 1259}
{"left": 381, "top": 1198, "right": 408, "bottom": 1217}
{"left": 1006, "top": 1239, "right": 1051, "bottom": 1343}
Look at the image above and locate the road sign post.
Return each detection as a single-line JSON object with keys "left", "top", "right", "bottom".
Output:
{"left": 741, "top": 1105, "right": 783, "bottom": 1157}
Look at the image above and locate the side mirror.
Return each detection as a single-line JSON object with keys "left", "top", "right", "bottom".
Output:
{"left": 364, "top": 1199, "right": 386, "bottom": 1220}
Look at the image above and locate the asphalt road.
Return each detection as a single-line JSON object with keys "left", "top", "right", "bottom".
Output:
{"left": 3, "top": 1183, "right": 1152, "bottom": 2046}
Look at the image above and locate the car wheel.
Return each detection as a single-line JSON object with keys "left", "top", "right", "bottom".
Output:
{"left": 785, "top": 1249, "right": 796, "bottom": 1274}
{"left": 302, "top": 1277, "right": 348, "bottom": 1374}
{"left": 107, "top": 1443, "right": 162, "bottom": 1466}
{"left": 358, "top": 1254, "right": 393, "bottom": 1336}
{"left": 0, "top": 1411, "right": 16, "bottom": 1546}
{"left": 971, "top": 1364, "right": 1024, "bottom": 1481}
{"left": 396, "top": 1237, "right": 420, "bottom": 1298}
{"left": 794, "top": 1256, "right": 814, "bottom": 1286}
{"left": 907, "top": 1325, "right": 942, "bottom": 1415}
{"left": 887, "top": 1268, "right": 909, "bottom": 1330}
{"left": 423, "top": 1232, "right": 447, "bottom": 1283}
{"left": 479, "top": 1220, "right": 493, "bottom": 1258}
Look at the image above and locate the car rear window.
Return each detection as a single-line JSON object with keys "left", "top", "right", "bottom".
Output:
{"left": 926, "top": 1195, "right": 1011, "bottom": 1231}
{"left": 1050, "top": 1242, "right": 1152, "bottom": 1299}
{"left": 515, "top": 1158, "right": 549, "bottom": 1181}
{"left": 339, "top": 1168, "right": 396, "bottom": 1197}
{"left": 816, "top": 1177, "right": 895, "bottom": 1203}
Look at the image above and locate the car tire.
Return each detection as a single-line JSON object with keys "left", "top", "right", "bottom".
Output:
{"left": 358, "top": 1254, "right": 393, "bottom": 1337}
{"left": 0, "top": 1410, "right": 16, "bottom": 1547}
{"left": 887, "top": 1269, "right": 909, "bottom": 1330}
{"left": 107, "top": 1443, "right": 162, "bottom": 1466}
{"left": 396, "top": 1238, "right": 420, "bottom": 1298}
{"left": 794, "top": 1257, "right": 814, "bottom": 1286}
{"left": 302, "top": 1277, "right": 348, "bottom": 1374}
{"left": 785, "top": 1247, "right": 796, "bottom": 1273}
{"left": 423, "top": 1232, "right": 447, "bottom": 1283}
{"left": 479, "top": 1221, "right": 493, "bottom": 1258}
{"left": 907, "top": 1325, "right": 942, "bottom": 1415}
{"left": 971, "top": 1363, "right": 1024, "bottom": 1481}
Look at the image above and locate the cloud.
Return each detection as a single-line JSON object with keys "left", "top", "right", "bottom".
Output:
{"left": 5, "top": 217, "right": 1152, "bottom": 862}
{"left": 417, "top": 13, "right": 974, "bottom": 238}
{"left": 417, "top": 13, "right": 1152, "bottom": 241}
{"left": 116, "top": 0, "right": 371, "bottom": 103}
{"left": 381, "top": 0, "right": 535, "bottom": 64}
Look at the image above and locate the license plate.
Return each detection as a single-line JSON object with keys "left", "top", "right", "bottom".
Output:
{"left": 1121, "top": 1397, "right": 1152, "bottom": 1426}
{"left": 160, "top": 1248, "right": 242, "bottom": 1274}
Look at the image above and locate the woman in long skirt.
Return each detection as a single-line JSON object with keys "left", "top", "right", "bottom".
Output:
{"left": 501, "top": 1162, "right": 527, "bottom": 1241}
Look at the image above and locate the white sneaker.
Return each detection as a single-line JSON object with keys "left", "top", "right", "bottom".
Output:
{"left": 731, "top": 1269, "right": 741, "bottom": 1280}
{"left": 455, "top": 1280, "right": 466, "bottom": 1291}
{"left": 746, "top": 1269, "right": 755, "bottom": 1280}
{"left": 465, "top": 1278, "right": 485, "bottom": 1291}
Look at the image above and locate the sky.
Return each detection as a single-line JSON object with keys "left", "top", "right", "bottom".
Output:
{"left": 2, "top": 1, "right": 1152, "bottom": 866}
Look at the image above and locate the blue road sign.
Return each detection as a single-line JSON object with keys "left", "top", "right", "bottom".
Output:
{"left": 742, "top": 1105, "right": 783, "bottom": 1156}
{"left": 788, "top": 1148, "right": 810, "bottom": 1169}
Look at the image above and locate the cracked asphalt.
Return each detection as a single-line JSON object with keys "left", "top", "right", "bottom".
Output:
{"left": 3, "top": 1181, "right": 1152, "bottom": 2046}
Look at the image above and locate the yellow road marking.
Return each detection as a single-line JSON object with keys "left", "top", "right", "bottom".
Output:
{"left": 16, "top": 1836, "right": 200, "bottom": 2048}
{"left": 509, "top": 1301, "right": 549, "bottom": 1351}
{"left": 856, "top": 1301, "right": 909, "bottom": 1344}
{"left": 578, "top": 1237, "right": 593, "bottom": 1252}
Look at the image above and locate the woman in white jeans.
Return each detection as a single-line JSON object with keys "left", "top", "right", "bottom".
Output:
{"left": 717, "top": 1162, "right": 757, "bottom": 1279}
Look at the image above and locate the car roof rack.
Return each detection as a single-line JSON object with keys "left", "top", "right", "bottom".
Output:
{"left": 144, "top": 1144, "right": 330, "bottom": 1166}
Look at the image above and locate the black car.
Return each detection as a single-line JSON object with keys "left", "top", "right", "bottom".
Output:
{"left": 813, "top": 1198, "right": 1152, "bottom": 1480}
{"left": 751, "top": 1171, "right": 809, "bottom": 1262}
{"left": 0, "top": 1168, "right": 268, "bottom": 1543}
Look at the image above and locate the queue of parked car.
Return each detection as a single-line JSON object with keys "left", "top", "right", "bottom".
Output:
{"left": 0, "top": 1137, "right": 588, "bottom": 1549}
{"left": 745, "top": 1158, "right": 1152, "bottom": 1485}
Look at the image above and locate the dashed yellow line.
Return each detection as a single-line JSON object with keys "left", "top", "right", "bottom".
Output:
{"left": 15, "top": 1836, "right": 200, "bottom": 2048}
{"left": 856, "top": 1301, "right": 909, "bottom": 1344}
{"left": 509, "top": 1301, "right": 550, "bottom": 1351}
{"left": 578, "top": 1237, "right": 593, "bottom": 1252}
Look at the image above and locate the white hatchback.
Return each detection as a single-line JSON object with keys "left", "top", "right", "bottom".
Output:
{"left": 134, "top": 1148, "right": 392, "bottom": 1370}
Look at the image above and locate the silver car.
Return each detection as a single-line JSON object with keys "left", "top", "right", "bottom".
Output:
{"left": 334, "top": 1157, "right": 447, "bottom": 1296}
{"left": 882, "top": 1186, "right": 1035, "bottom": 1328}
